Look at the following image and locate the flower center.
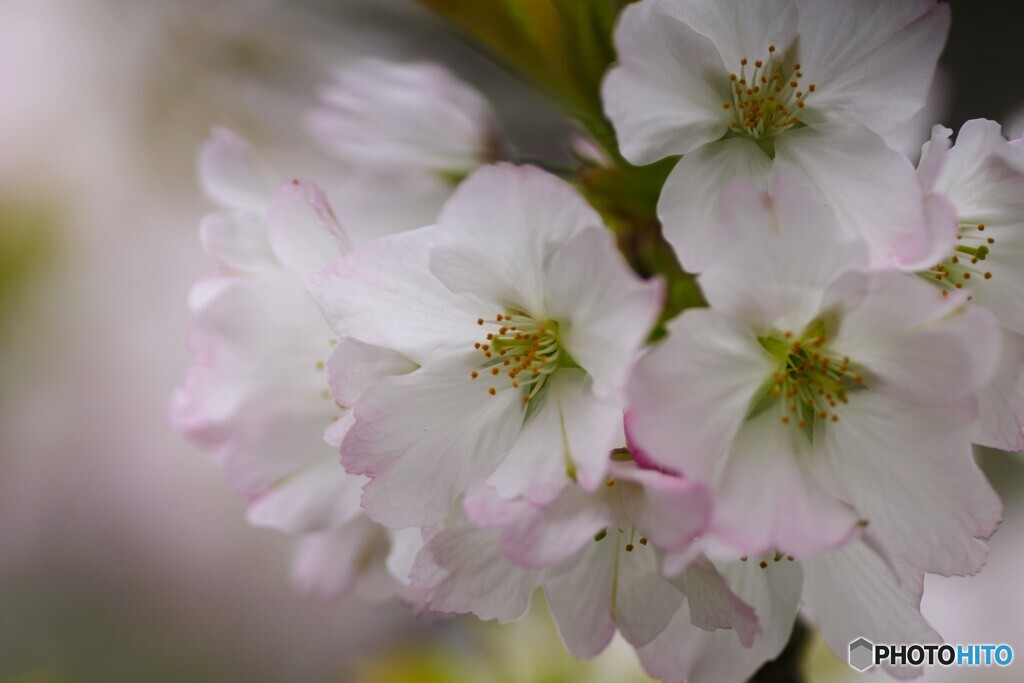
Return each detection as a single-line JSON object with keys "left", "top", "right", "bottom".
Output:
{"left": 926, "top": 221, "right": 995, "bottom": 298}
{"left": 722, "top": 45, "right": 814, "bottom": 141}
{"left": 470, "top": 311, "right": 564, "bottom": 404}
{"left": 755, "top": 321, "right": 864, "bottom": 436}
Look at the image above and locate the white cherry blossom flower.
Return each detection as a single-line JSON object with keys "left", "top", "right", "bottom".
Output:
{"left": 918, "top": 119, "right": 1024, "bottom": 451}
{"left": 627, "top": 178, "right": 1002, "bottom": 577}
{"left": 602, "top": 0, "right": 952, "bottom": 272}
{"left": 308, "top": 164, "right": 663, "bottom": 528}
{"left": 411, "top": 462, "right": 761, "bottom": 664}
{"left": 172, "top": 127, "right": 419, "bottom": 600}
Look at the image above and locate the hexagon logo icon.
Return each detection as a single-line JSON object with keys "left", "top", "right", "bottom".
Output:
{"left": 849, "top": 637, "right": 875, "bottom": 672}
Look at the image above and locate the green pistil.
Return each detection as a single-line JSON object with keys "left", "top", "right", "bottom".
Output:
{"left": 751, "top": 319, "right": 865, "bottom": 439}
{"left": 923, "top": 221, "right": 995, "bottom": 296}
{"left": 472, "top": 310, "right": 578, "bottom": 405}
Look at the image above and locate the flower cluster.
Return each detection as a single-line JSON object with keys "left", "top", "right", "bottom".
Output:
{"left": 174, "top": 2, "right": 1023, "bottom": 680}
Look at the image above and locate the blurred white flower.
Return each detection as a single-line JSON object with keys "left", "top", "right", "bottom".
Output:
{"left": 173, "top": 127, "right": 420, "bottom": 601}
{"left": 306, "top": 58, "right": 501, "bottom": 175}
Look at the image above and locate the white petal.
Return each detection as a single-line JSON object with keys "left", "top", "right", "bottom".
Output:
{"left": 677, "top": 556, "right": 760, "bottom": 647}
{"left": 429, "top": 164, "right": 602, "bottom": 317}
{"left": 325, "top": 338, "right": 418, "bottom": 409}
{"left": 713, "top": 411, "right": 862, "bottom": 559}
{"left": 197, "top": 126, "right": 272, "bottom": 212}
{"left": 614, "top": 466, "right": 711, "bottom": 553}
{"left": 803, "top": 541, "right": 941, "bottom": 680}
{"left": 486, "top": 370, "right": 621, "bottom": 506}
{"left": 306, "top": 58, "right": 496, "bottom": 173}
{"left": 628, "top": 309, "right": 775, "bottom": 481}
{"left": 544, "top": 540, "right": 618, "bottom": 658}
{"left": 247, "top": 454, "right": 365, "bottom": 534}
{"left": 657, "top": 137, "right": 774, "bottom": 273}
{"left": 198, "top": 210, "right": 276, "bottom": 272}
{"left": 602, "top": 0, "right": 732, "bottom": 165}
{"left": 669, "top": 0, "right": 798, "bottom": 72}
{"left": 971, "top": 329, "right": 1024, "bottom": 452}
{"left": 307, "top": 226, "right": 485, "bottom": 364}
{"left": 823, "top": 392, "right": 1002, "bottom": 576}
{"left": 386, "top": 526, "right": 427, "bottom": 586}
{"left": 411, "top": 524, "right": 538, "bottom": 622}
{"left": 831, "top": 270, "right": 1001, "bottom": 407}
{"left": 265, "top": 179, "right": 349, "bottom": 273}
{"left": 638, "top": 559, "right": 803, "bottom": 683}
{"left": 774, "top": 124, "right": 944, "bottom": 270}
{"left": 290, "top": 520, "right": 382, "bottom": 601}
{"left": 550, "top": 370, "right": 625, "bottom": 491}
{"left": 795, "top": 0, "right": 950, "bottom": 134}
{"left": 343, "top": 351, "right": 525, "bottom": 527}
{"left": 698, "top": 175, "right": 870, "bottom": 332}
{"left": 487, "top": 484, "right": 617, "bottom": 569}
{"left": 544, "top": 227, "right": 662, "bottom": 396}
{"left": 615, "top": 541, "right": 686, "bottom": 647}
{"left": 332, "top": 170, "right": 451, "bottom": 245}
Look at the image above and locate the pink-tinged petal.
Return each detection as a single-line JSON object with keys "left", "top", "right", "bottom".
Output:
{"left": 265, "top": 179, "right": 349, "bottom": 273}
{"left": 411, "top": 524, "right": 539, "bottom": 622}
{"left": 803, "top": 542, "right": 941, "bottom": 680}
{"left": 177, "top": 276, "right": 337, "bottom": 494}
{"left": 795, "top": 0, "right": 950, "bottom": 134}
{"left": 713, "top": 411, "right": 862, "bottom": 559}
{"left": 198, "top": 210, "right": 276, "bottom": 272}
{"left": 342, "top": 351, "right": 524, "bottom": 528}
{"left": 472, "top": 484, "right": 617, "bottom": 569}
{"left": 197, "top": 126, "right": 272, "bottom": 212}
{"left": 638, "top": 559, "right": 803, "bottom": 683}
{"left": 678, "top": 556, "right": 759, "bottom": 647}
{"left": 774, "top": 124, "right": 945, "bottom": 270}
{"left": 971, "top": 329, "right": 1024, "bottom": 452}
{"left": 623, "top": 410, "right": 680, "bottom": 476}
{"left": 325, "top": 338, "right": 417, "bottom": 409}
{"left": 544, "top": 540, "right": 618, "bottom": 658}
{"left": 628, "top": 309, "right": 775, "bottom": 481}
{"left": 613, "top": 465, "right": 710, "bottom": 552}
{"left": 291, "top": 520, "right": 381, "bottom": 601}
{"left": 332, "top": 170, "right": 451, "bottom": 245}
{"left": 247, "top": 454, "right": 364, "bottom": 534}
{"left": 544, "top": 227, "right": 662, "bottom": 397}
{"left": 601, "top": 0, "right": 732, "bottom": 165}
{"left": 823, "top": 392, "right": 1002, "bottom": 576}
{"left": 698, "top": 176, "right": 870, "bottom": 332}
{"left": 429, "top": 164, "right": 602, "bottom": 317}
{"left": 916, "top": 124, "right": 953, "bottom": 191}
{"left": 831, "top": 270, "right": 1001, "bottom": 407}
{"left": 658, "top": 137, "right": 774, "bottom": 273}
{"left": 323, "top": 411, "right": 353, "bottom": 448}
{"left": 307, "top": 226, "right": 484, "bottom": 365}
{"left": 614, "top": 541, "right": 686, "bottom": 647}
